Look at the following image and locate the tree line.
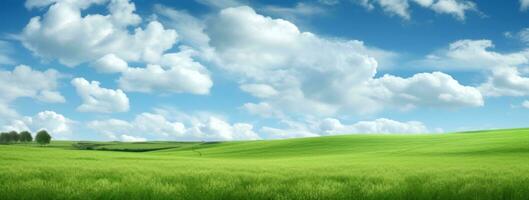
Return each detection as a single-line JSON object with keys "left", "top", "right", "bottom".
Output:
{"left": 0, "top": 130, "right": 52, "bottom": 145}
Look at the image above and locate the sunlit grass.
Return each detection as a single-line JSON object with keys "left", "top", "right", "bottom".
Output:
{"left": 1, "top": 128, "right": 529, "bottom": 199}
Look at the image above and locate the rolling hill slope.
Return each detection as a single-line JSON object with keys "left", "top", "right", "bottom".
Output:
{"left": 2, "top": 128, "right": 529, "bottom": 199}
{"left": 149, "top": 128, "right": 529, "bottom": 158}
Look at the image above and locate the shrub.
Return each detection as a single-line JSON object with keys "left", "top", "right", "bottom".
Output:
{"left": 35, "top": 130, "right": 51, "bottom": 145}
{"left": 19, "top": 131, "right": 33, "bottom": 142}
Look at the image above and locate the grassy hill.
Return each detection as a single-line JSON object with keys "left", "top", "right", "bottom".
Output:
{"left": 1, "top": 129, "right": 529, "bottom": 199}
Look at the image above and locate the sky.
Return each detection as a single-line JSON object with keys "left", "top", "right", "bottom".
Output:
{"left": 1, "top": 0, "right": 529, "bottom": 142}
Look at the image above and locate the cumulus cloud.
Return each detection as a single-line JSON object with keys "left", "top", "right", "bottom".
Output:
{"left": 260, "top": 126, "right": 319, "bottom": 139}
{"left": 420, "top": 40, "right": 528, "bottom": 71}
{"left": 0, "top": 65, "right": 64, "bottom": 103}
{"left": 88, "top": 110, "right": 261, "bottom": 141}
{"left": 354, "top": 0, "right": 477, "bottom": 20}
{"left": 206, "top": 6, "right": 483, "bottom": 117}
{"left": 318, "top": 118, "right": 429, "bottom": 135}
{"left": 120, "top": 134, "right": 147, "bottom": 142}
{"left": 369, "top": 72, "right": 484, "bottom": 108}
{"left": 3, "top": 111, "right": 75, "bottom": 139}
{"left": 21, "top": 0, "right": 215, "bottom": 97}
{"left": 21, "top": 0, "right": 177, "bottom": 66}
{"left": 71, "top": 77, "right": 129, "bottom": 113}
{"left": 421, "top": 39, "right": 529, "bottom": 98}
{"left": 260, "top": 117, "right": 431, "bottom": 139}
{"left": 0, "top": 65, "right": 69, "bottom": 138}
{"left": 207, "top": 6, "right": 376, "bottom": 115}
{"left": 241, "top": 102, "right": 285, "bottom": 118}
{"left": 86, "top": 119, "right": 131, "bottom": 136}
{"left": 88, "top": 111, "right": 434, "bottom": 141}
{"left": 118, "top": 49, "right": 213, "bottom": 94}
{"left": 240, "top": 84, "right": 279, "bottom": 98}
{"left": 0, "top": 66, "right": 63, "bottom": 112}
{"left": 92, "top": 54, "right": 129, "bottom": 73}
{"left": 479, "top": 67, "right": 529, "bottom": 97}
{"left": 154, "top": 5, "right": 211, "bottom": 52}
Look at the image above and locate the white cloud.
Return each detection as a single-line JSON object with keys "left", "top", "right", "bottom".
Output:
{"left": 369, "top": 72, "right": 484, "bottom": 108}
{"left": 421, "top": 39, "right": 529, "bottom": 98}
{"left": 188, "top": 117, "right": 261, "bottom": 141}
{"left": 92, "top": 54, "right": 129, "bottom": 73}
{"left": 241, "top": 102, "right": 284, "bottom": 118}
{"left": 318, "top": 118, "right": 429, "bottom": 135}
{"left": 427, "top": 0, "right": 477, "bottom": 20}
{"left": 21, "top": 0, "right": 177, "bottom": 66}
{"left": 120, "top": 134, "right": 146, "bottom": 142}
{"left": 207, "top": 6, "right": 376, "bottom": 115}
{"left": 369, "top": 0, "right": 411, "bottom": 20}
{"left": 87, "top": 119, "right": 132, "bottom": 136}
{"left": 132, "top": 112, "right": 186, "bottom": 137}
{"left": 3, "top": 111, "right": 74, "bottom": 139}
{"left": 37, "top": 90, "right": 66, "bottom": 103}
{"left": 420, "top": 40, "right": 528, "bottom": 71}
{"left": 260, "top": 126, "right": 318, "bottom": 139}
{"left": 86, "top": 109, "right": 435, "bottom": 141}
{"left": 118, "top": 49, "right": 213, "bottom": 94}
{"left": 88, "top": 110, "right": 261, "bottom": 141}
{"left": 260, "top": 117, "right": 431, "bottom": 139}
{"left": 0, "top": 104, "right": 18, "bottom": 120}
{"left": 22, "top": 0, "right": 215, "bottom": 97}
{"left": 521, "top": 0, "right": 529, "bottom": 11}
{"left": 354, "top": 0, "right": 477, "bottom": 20}
{"left": 240, "top": 84, "right": 279, "bottom": 98}
{"left": 154, "top": 5, "right": 211, "bottom": 52}
{"left": 207, "top": 6, "right": 482, "bottom": 117}
{"left": 30, "top": 111, "right": 74, "bottom": 136}
{"left": 0, "top": 65, "right": 64, "bottom": 103}
{"left": 71, "top": 77, "right": 130, "bottom": 113}
{"left": 479, "top": 67, "right": 529, "bottom": 97}
{"left": 0, "top": 104, "right": 19, "bottom": 129}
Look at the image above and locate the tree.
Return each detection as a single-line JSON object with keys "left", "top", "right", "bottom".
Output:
{"left": 0, "top": 132, "right": 9, "bottom": 144}
{"left": 19, "top": 131, "right": 33, "bottom": 142}
{"left": 8, "top": 131, "right": 19, "bottom": 143}
{"left": 35, "top": 130, "right": 51, "bottom": 145}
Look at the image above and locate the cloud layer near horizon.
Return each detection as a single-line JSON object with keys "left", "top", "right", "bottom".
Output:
{"left": 2, "top": 0, "right": 528, "bottom": 140}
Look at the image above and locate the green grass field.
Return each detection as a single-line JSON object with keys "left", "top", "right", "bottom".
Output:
{"left": 2, "top": 129, "right": 529, "bottom": 200}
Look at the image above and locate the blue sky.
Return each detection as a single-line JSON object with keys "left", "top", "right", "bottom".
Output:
{"left": 1, "top": 0, "right": 529, "bottom": 141}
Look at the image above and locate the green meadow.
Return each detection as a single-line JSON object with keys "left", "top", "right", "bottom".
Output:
{"left": 2, "top": 129, "right": 529, "bottom": 200}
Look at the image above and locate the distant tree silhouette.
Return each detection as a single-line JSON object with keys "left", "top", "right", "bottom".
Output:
{"left": 0, "top": 132, "right": 9, "bottom": 144}
{"left": 8, "top": 131, "right": 19, "bottom": 143}
{"left": 19, "top": 131, "right": 33, "bottom": 142}
{"left": 36, "top": 130, "right": 51, "bottom": 145}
